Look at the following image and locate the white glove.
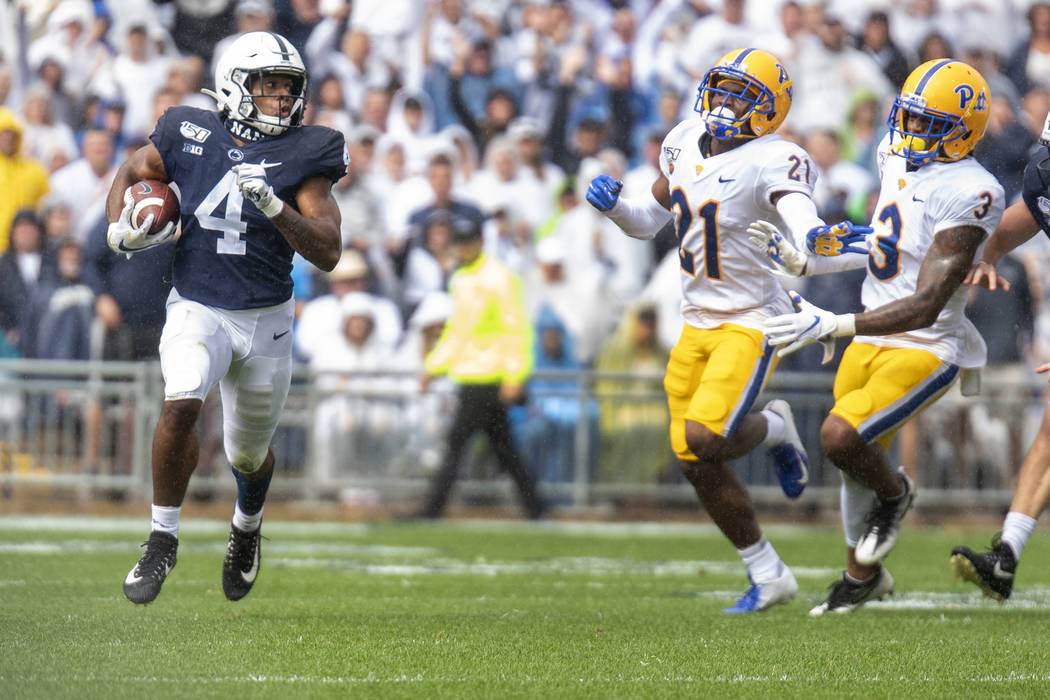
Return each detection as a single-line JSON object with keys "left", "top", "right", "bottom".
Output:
{"left": 747, "top": 219, "right": 807, "bottom": 277}
{"left": 233, "top": 163, "right": 284, "bottom": 218}
{"left": 106, "top": 186, "right": 176, "bottom": 256}
{"left": 764, "top": 291, "right": 855, "bottom": 360}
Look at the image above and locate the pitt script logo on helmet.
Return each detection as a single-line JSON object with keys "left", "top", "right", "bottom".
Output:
{"left": 694, "top": 48, "right": 793, "bottom": 140}
{"left": 202, "top": 31, "right": 308, "bottom": 139}
{"left": 888, "top": 59, "right": 989, "bottom": 167}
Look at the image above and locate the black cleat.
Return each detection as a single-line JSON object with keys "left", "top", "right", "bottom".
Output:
{"left": 222, "top": 523, "right": 262, "bottom": 601}
{"left": 809, "top": 567, "right": 894, "bottom": 615}
{"left": 951, "top": 535, "right": 1017, "bottom": 601}
{"left": 854, "top": 470, "right": 915, "bottom": 565}
{"left": 123, "top": 531, "right": 178, "bottom": 604}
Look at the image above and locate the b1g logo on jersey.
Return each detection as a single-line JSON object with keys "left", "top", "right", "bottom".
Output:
{"left": 955, "top": 84, "right": 987, "bottom": 112}
{"left": 183, "top": 143, "right": 203, "bottom": 156}
{"left": 1038, "top": 195, "right": 1050, "bottom": 218}
{"left": 179, "top": 121, "right": 212, "bottom": 143}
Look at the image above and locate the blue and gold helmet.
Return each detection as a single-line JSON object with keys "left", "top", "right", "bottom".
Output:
{"left": 887, "top": 59, "right": 989, "bottom": 167}
{"left": 694, "top": 48, "right": 793, "bottom": 140}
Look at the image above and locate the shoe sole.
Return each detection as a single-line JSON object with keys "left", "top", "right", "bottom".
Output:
{"left": 950, "top": 553, "right": 1007, "bottom": 602}
{"left": 123, "top": 584, "right": 162, "bottom": 605}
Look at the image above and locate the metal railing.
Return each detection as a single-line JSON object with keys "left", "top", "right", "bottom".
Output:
{"left": 0, "top": 358, "right": 1041, "bottom": 512}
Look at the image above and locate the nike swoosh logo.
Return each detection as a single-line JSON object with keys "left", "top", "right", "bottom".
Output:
{"left": 718, "top": 176, "right": 735, "bottom": 183}
{"left": 124, "top": 562, "right": 172, "bottom": 585}
{"left": 241, "top": 546, "right": 260, "bottom": 584}
{"left": 912, "top": 194, "right": 924, "bottom": 202}
{"left": 259, "top": 159, "right": 282, "bottom": 169}
{"left": 802, "top": 317, "right": 820, "bottom": 336}
{"left": 273, "top": 330, "right": 290, "bottom": 340}
{"left": 992, "top": 562, "right": 1014, "bottom": 579}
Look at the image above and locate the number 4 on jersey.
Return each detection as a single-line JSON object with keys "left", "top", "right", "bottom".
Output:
{"left": 194, "top": 170, "right": 248, "bottom": 255}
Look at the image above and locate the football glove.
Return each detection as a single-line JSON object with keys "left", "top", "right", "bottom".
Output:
{"left": 764, "top": 291, "right": 855, "bottom": 360}
{"left": 806, "top": 221, "right": 872, "bottom": 257}
{"left": 233, "top": 163, "right": 284, "bottom": 218}
{"left": 106, "top": 186, "right": 176, "bottom": 256}
{"left": 747, "top": 220, "right": 807, "bottom": 277}
{"left": 586, "top": 174, "right": 623, "bottom": 212}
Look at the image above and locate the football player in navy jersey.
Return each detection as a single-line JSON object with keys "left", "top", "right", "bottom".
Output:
{"left": 106, "top": 32, "right": 347, "bottom": 605}
{"left": 950, "top": 110, "right": 1050, "bottom": 601}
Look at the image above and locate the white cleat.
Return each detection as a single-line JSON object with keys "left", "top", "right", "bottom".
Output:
{"left": 723, "top": 563, "right": 798, "bottom": 613}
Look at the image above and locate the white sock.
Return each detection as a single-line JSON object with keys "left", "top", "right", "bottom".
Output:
{"left": 760, "top": 409, "right": 786, "bottom": 447}
{"left": 738, "top": 537, "right": 782, "bottom": 583}
{"left": 1001, "top": 511, "right": 1037, "bottom": 560}
{"left": 151, "top": 504, "right": 181, "bottom": 537}
{"left": 232, "top": 502, "right": 263, "bottom": 532}
{"left": 844, "top": 570, "right": 878, "bottom": 585}
{"left": 840, "top": 475, "right": 875, "bottom": 548}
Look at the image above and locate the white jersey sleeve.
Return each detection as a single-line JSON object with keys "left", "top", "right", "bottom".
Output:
{"left": 875, "top": 133, "right": 892, "bottom": 181}
{"left": 658, "top": 120, "right": 692, "bottom": 180}
{"left": 926, "top": 170, "right": 1004, "bottom": 238}
{"left": 754, "top": 140, "right": 819, "bottom": 205}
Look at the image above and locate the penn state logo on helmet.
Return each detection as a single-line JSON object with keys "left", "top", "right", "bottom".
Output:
{"left": 887, "top": 59, "right": 990, "bottom": 167}
{"left": 694, "top": 48, "right": 793, "bottom": 140}
{"left": 203, "top": 31, "right": 308, "bottom": 139}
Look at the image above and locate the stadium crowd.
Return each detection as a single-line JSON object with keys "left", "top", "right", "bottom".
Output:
{"left": 0, "top": 0, "right": 1045, "bottom": 485}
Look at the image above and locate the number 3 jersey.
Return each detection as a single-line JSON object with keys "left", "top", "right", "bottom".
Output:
{"left": 658, "top": 119, "right": 817, "bottom": 332}
{"left": 856, "top": 134, "right": 1004, "bottom": 368}
{"left": 151, "top": 106, "right": 348, "bottom": 309}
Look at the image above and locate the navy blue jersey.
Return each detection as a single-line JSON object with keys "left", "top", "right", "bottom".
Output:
{"left": 1021, "top": 146, "right": 1050, "bottom": 238}
{"left": 151, "top": 106, "right": 347, "bottom": 309}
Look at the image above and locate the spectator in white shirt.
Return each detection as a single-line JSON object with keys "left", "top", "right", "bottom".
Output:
{"left": 296, "top": 249, "right": 403, "bottom": 362}
{"left": 48, "top": 128, "right": 115, "bottom": 244}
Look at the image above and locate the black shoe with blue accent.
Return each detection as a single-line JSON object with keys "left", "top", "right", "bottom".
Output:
{"left": 951, "top": 535, "right": 1016, "bottom": 601}
{"left": 764, "top": 400, "right": 809, "bottom": 499}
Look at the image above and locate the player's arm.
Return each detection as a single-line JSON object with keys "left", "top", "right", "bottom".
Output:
{"left": 967, "top": 199, "right": 1041, "bottom": 291}
{"left": 855, "top": 224, "right": 986, "bottom": 334}
{"left": 105, "top": 143, "right": 168, "bottom": 224}
{"left": 104, "top": 143, "right": 176, "bottom": 254}
{"left": 585, "top": 172, "right": 672, "bottom": 240}
{"left": 234, "top": 165, "right": 342, "bottom": 272}
{"left": 273, "top": 175, "right": 342, "bottom": 272}
{"left": 763, "top": 225, "right": 986, "bottom": 356}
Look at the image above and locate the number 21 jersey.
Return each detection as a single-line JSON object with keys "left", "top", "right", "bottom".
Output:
{"left": 659, "top": 119, "right": 817, "bottom": 331}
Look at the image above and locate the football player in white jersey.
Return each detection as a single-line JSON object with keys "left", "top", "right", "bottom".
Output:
{"left": 755, "top": 59, "right": 1004, "bottom": 614}
{"left": 587, "top": 48, "right": 870, "bottom": 613}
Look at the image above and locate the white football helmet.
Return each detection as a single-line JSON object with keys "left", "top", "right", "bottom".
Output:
{"left": 205, "top": 31, "right": 308, "bottom": 137}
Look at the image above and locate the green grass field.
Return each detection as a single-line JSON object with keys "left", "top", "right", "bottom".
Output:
{"left": 2, "top": 515, "right": 1048, "bottom": 699}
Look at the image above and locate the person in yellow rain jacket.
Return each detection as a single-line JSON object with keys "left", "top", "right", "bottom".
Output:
{"left": 420, "top": 216, "right": 546, "bottom": 519}
{"left": 0, "top": 107, "right": 50, "bottom": 253}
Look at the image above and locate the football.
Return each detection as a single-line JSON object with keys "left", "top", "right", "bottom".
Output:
{"left": 128, "top": 179, "right": 180, "bottom": 236}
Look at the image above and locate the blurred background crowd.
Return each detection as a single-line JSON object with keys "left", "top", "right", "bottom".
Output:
{"left": 0, "top": 0, "right": 1047, "bottom": 491}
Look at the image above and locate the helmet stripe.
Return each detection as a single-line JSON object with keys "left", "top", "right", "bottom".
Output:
{"left": 733, "top": 48, "right": 755, "bottom": 65}
{"left": 914, "top": 59, "right": 954, "bottom": 95}
{"left": 268, "top": 31, "right": 294, "bottom": 61}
